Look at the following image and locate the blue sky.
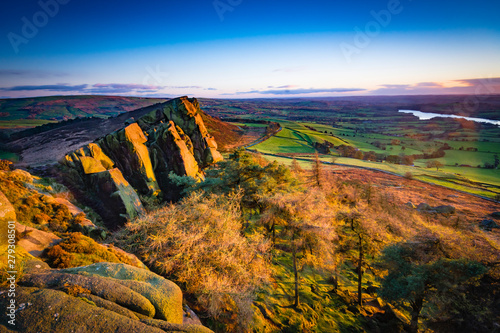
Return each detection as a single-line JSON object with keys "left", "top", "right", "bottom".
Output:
{"left": 0, "top": 0, "right": 499, "bottom": 98}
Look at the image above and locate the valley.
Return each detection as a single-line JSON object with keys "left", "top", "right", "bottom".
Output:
{"left": 197, "top": 97, "right": 500, "bottom": 200}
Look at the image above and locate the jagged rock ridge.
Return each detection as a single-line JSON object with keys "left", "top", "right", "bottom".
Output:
{"left": 61, "top": 97, "right": 223, "bottom": 226}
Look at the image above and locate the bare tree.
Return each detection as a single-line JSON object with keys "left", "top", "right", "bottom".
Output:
{"left": 311, "top": 152, "right": 324, "bottom": 188}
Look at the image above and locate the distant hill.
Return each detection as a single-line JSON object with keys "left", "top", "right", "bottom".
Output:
{"left": 200, "top": 94, "right": 500, "bottom": 121}
{"left": 0, "top": 95, "right": 167, "bottom": 129}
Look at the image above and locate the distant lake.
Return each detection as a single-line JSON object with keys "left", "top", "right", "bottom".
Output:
{"left": 399, "top": 110, "right": 500, "bottom": 126}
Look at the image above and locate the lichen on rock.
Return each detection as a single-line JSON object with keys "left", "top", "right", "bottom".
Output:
{"left": 62, "top": 263, "right": 183, "bottom": 323}
{"left": 89, "top": 168, "right": 145, "bottom": 222}
{"left": 97, "top": 123, "right": 160, "bottom": 196}
{"left": 0, "top": 260, "right": 212, "bottom": 333}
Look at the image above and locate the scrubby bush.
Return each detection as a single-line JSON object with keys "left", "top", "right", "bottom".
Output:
{"left": 115, "top": 191, "right": 271, "bottom": 330}
{"left": 0, "top": 159, "right": 13, "bottom": 171}
{"left": 45, "top": 244, "right": 75, "bottom": 268}
{"left": 404, "top": 172, "right": 414, "bottom": 180}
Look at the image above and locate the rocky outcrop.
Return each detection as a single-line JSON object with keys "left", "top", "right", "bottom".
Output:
{"left": 96, "top": 123, "right": 160, "bottom": 196}
{"left": 61, "top": 263, "right": 183, "bottom": 322}
{"left": 480, "top": 219, "right": 499, "bottom": 231}
{"left": 89, "top": 168, "right": 145, "bottom": 221}
{"left": 62, "top": 143, "right": 145, "bottom": 225}
{"left": 433, "top": 205, "right": 456, "bottom": 215}
{"left": 491, "top": 212, "right": 500, "bottom": 219}
{"left": 61, "top": 97, "right": 223, "bottom": 227}
{"left": 0, "top": 168, "right": 214, "bottom": 332}
{"left": 415, "top": 203, "right": 455, "bottom": 215}
{"left": 417, "top": 203, "right": 432, "bottom": 211}
{"left": 0, "top": 261, "right": 213, "bottom": 333}
{"left": 136, "top": 97, "right": 222, "bottom": 167}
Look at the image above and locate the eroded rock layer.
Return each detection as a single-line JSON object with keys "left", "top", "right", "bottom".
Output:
{"left": 60, "top": 97, "right": 223, "bottom": 226}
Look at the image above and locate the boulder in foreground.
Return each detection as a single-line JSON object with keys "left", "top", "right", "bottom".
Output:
{"left": 0, "top": 261, "right": 212, "bottom": 333}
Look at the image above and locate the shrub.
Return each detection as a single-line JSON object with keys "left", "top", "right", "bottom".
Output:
{"left": 115, "top": 191, "right": 271, "bottom": 330}
{"left": 172, "top": 149, "right": 299, "bottom": 214}
{"left": 45, "top": 245, "right": 75, "bottom": 268}
{"left": 0, "top": 159, "right": 13, "bottom": 171}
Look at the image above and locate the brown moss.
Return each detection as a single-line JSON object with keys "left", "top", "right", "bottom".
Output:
{"left": 0, "top": 172, "right": 29, "bottom": 203}
{"left": 0, "top": 170, "right": 86, "bottom": 233}
{"left": 45, "top": 245, "right": 75, "bottom": 268}
{"left": 63, "top": 283, "right": 91, "bottom": 297}
{"left": 0, "top": 159, "right": 13, "bottom": 171}
{"left": 33, "top": 213, "right": 51, "bottom": 225}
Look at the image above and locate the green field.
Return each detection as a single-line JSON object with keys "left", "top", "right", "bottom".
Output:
{"left": 232, "top": 122, "right": 269, "bottom": 128}
{"left": 415, "top": 150, "right": 498, "bottom": 168}
{"left": 0, "top": 150, "right": 19, "bottom": 162}
{"left": 250, "top": 120, "right": 500, "bottom": 200}
{"left": 252, "top": 128, "right": 316, "bottom": 154}
{"left": 0, "top": 119, "right": 58, "bottom": 128}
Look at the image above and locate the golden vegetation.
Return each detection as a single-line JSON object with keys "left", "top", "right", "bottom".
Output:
{"left": 115, "top": 191, "right": 270, "bottom": 330}
{"left": 0, "top": 169, "right": 77, "bottom": 232}
{"left": 100, "top": 151, "right": 500, "bottom": 331}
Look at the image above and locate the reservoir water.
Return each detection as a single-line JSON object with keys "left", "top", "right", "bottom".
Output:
{"left": 398, "top": 110, "right": 500, "bottom": 126}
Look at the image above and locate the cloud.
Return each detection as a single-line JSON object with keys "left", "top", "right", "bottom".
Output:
{"left": 236, "top": 87, "right": 366, "bottom": 95}
{"left": 132, "top": 92, "right": 174, "bottom": 98}
{"left": 0, "top": 83, "right": 167, "bottom": 95}
{"left": 0, "top": 84, "right": 88, "bottom": 92}
{"left": 89, "top": 84, "right": 209, "bottom": 95}
{"left": 267, "top": 85, "right": 299, "bottom": 89}
{"left": 372, "top": 77, "right": 500, "bottom": 95}
{"left": 88, "top": 83, "right": 165, "bottom": 94}
{"left": 414, "top": 82, "right": 441, "bottom": 88}
{"left": 378, "top": 84, "right": 411, "bottom": 90}
{"left": 0, "top": 82, "right": 215, "bottom": 98}
{"left": 455, "top": 78, "right": 500, "bottom": 93}
{"left": 167, "top": 86, "right": 202, "bottom": 89}
{"left": 205, "top": 88, "right": 217, "bottom": 91}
